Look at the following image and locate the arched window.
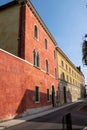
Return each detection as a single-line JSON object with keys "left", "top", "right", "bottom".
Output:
{"left": 55, "top": 68, "right": 57, "bottom": 79}
{"left": 33, "top": 49, "right": 36, "bottom": 66}
{"left": 46, "top": 60, "right": 49, "bottom": 73}
{"left": 37, "top": 52, "right": 40, "bottom": 67}
{"left": 34, "top": 25, "right": 38, "bottom": 39}
{"left": 54, "top": 50, "right": 56, "bottom": 59}
{"left": 33, "top": 50, "right": 40, "bottom": 68}
{"left": 44, "top": 39, "right": 48, "bottom": 50}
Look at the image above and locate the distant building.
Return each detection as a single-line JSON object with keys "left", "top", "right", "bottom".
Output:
{"left": 85, "top": 85, "right": 87, "bottom": 96}
{"left": 0, "top": 0, "right": 59, "bottom": 121}
{"left": 57, "top": 47, "right": 85, "bottom": 104}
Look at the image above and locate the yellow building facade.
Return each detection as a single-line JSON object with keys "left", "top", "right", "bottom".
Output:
{"left": 57, "top": 47, "right": 85, "bottom": 104}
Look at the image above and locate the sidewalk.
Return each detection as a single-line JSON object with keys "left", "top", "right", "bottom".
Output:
{"left": 0, "top": 100, "right": 82, "bottom": 130}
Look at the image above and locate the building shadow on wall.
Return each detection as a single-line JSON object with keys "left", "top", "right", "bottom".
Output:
{"left": 15, "top": 89, "right": 28, "bottom": 118}
{"left": 15, "top": 88, "right": 59, "bottom": 119}
{"left": 15, "top": 89, "right": 46, "bottom": 118}
{"left": 3, "top": 89, "right": 86, "bottom": 130}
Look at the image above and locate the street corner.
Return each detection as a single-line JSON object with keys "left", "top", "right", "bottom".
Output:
{"left": 82, "top": 127, "right": 87, "bottom": 130}
{"left": 0, "top": 126, "right": 6, "bottom": 130}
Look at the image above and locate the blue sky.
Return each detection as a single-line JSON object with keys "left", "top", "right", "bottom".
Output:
{"left": 0, "top": 0, "right": 87, "bottom": 83}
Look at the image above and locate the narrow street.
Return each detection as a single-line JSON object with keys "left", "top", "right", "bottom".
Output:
{"left": 3, "top": 99, "right": 87, "bottom": 130}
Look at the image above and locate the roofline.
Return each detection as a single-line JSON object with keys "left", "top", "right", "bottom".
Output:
{"left": 1, "top": 0, "right": 84, "bottom": 77}
{"left": 57, "top": 47, "right": 84, "bottom": 75}
{"left": 26, "top": 0, "right": 57, "bottom": 46}
{"left": 0, "top": 0, "right": 18, "bottom": 10}
{"left": 0, "top": 0, "right": 57, "bottom": 46}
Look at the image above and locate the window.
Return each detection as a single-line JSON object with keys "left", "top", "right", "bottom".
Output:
{"left": 66, "top": 75, "right": 69, "bottom": 82}
{"left": 55, "top": 68, "right": 57, "bottom": 79}
{"left": 33, "top": 50, "right": 40, "bottom": 68}
{"left": 66, "top": 64, "right": 68, "bottom": 71}
{"left": 72, "top": 70, "right": 74, "bottom": 75}
{"left": 47, "top": 89, "right": 50, "bottom": 101}
{"left": 70, "top": 77, "right": 72, "bottom": 83}
{"left": 37, "top": 52, "right": 40, "bottom": 67}
{"left": 61, "top": 72, "right": 65, "bottom": 80}
{"left": 75, "top": 73, "right": 76, "bottom": 77}
{"left": 46, "top": 60, "right": 49, "bottom": 73}
{"left": 73, "top": 79, "right": 74, "bottom": 84}
{"left": 76, "top": 81, "right": 77, "bottom": 86}
{"left": 33, "top": 49, "right": 36, "bottom": 66}
{"left": 61, "top": 60, "right": 64, "bottom": 67}
{"left": 35, "top": 86, "right": 40, "bottom": 102}
{"left": 54, "top": 50, "right": 56, "bottom": 59}
{"left": 34, "top": 25, "right": 38, "bottom": 39}
{"left": 45, "top": 39, "right": 48, "bottom": 50}
{"left": 69, "top": 67, "right": 71, "bottom": 73}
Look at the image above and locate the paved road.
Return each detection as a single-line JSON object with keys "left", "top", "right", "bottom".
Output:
{"left": 3, "top": 99, "right": 87, "bottom": 130}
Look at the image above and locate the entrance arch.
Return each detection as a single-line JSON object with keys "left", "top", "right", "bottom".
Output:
{"left": 52, "top": 85, "right": 55, "bottom": 107}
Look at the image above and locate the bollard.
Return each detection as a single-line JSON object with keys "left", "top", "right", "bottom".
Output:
{"left": 62, "top": 113, "right": 72, "bottom": 130}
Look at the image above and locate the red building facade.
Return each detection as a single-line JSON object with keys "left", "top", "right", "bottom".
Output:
{"left": 0, "top": 0, "right": 59, "bottom": 121}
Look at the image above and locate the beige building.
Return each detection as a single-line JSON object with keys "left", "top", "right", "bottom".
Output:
{"left": 57, "top": 47, "right": 85, "bottom": 104}
{"left": 0, "top": 2, "right": 19, "bottom": 56}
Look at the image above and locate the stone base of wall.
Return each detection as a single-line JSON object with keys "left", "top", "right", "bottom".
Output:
{"left": 59, "top": 80, "right": 81, "bottom": 104}
{"left": 21, "top": 105, "right": 52, "bottom": 117}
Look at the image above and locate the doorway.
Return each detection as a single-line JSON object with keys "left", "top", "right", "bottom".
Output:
{"left": 52, "top": 85, "right": 55, "bottom": 107}
{"left": 63, "top": 86, "right": 67, "bottom": 103}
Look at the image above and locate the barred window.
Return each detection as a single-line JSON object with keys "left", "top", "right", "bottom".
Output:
{"left": 35, "top": 86, "right": 40, "bottom": 102}
{"left": 47, "top": 89, "right": 50, "bottom": 101}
